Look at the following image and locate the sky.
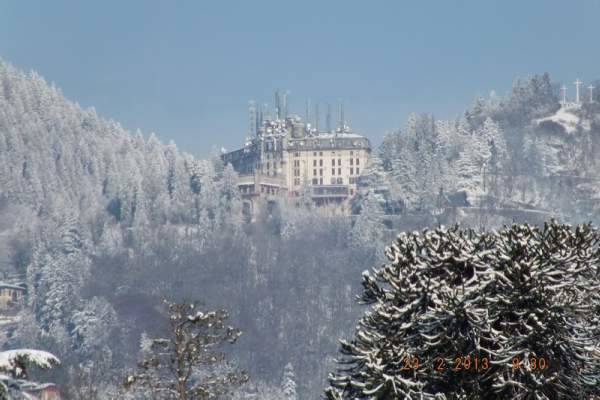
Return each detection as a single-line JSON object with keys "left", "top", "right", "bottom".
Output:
{"left": 1, "top": 0, "right": 599, "bottom": 158}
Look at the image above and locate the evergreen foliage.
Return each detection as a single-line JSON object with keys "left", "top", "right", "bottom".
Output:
{"left": 326, "top": 221, "right": 600, "bottom": 399}
{"left": 282, "top": 362, "right": 298, "bottom": 400}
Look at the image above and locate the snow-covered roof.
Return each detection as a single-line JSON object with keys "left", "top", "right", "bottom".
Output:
{"left": 0, "top": 350, "right": 60, "bottom": 372}
{"left": 315, "top": 133, "right": 365, "bottom": 139}
{"left": 0, "top": 282, "right": 25, "bottom": 291}
{"left": 287, "top": 134, "right": 371, "bottom": 151}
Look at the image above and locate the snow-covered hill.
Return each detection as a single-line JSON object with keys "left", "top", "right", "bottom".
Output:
{"left": 366, "top": 74, "right": 600, "bottom": 223}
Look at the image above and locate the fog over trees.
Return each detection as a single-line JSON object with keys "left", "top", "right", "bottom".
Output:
{"left": 0, "top": 60, "right": 599, "bottom": 398}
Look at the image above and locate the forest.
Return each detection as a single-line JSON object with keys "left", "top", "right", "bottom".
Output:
{"left": 0, "top": 59, "right": 599, "bottom": 399}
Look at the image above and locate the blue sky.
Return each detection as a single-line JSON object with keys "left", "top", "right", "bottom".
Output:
{"left": 1, "top": 1, "right": 599, "bottom": 157}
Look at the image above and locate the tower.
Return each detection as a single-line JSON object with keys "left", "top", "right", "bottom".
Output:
{"left": 589, "top": 85, "right": 595, "bottom": 103}
{"left": 560, "top": 85, "right": 567, "bottom": 104}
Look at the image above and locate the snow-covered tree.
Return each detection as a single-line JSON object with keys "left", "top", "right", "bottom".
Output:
{"left": 326, "top": 221, "right": 600, "bottom": 399}
{"left": 231, "top": 380, "right": 285, "bottom": 400}
{"left": 350, "top": 191, "right": 386, "bottom": 262}
{"left": 70, "top": 296, "right": 117, "bottom": 356}
{"left": 124, "top": 300, "right": 248, "bottom": 399}
{"left": 0, "top": 349, "right": 60, "bottom": 399}
{"left": 281, "top": 362, "right": 297, "bottom": 400}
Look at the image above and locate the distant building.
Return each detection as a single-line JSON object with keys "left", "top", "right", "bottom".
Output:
{"left": 20, "top": 382, "right": 61, "bottom": 400}
{"left": 0, "top": 282, "right": 26, "bottom": 310}
{"left": 222, "top": 94, "right": 371, "bottom": 215}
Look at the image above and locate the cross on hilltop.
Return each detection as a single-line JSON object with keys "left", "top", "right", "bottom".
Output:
{"left": 560, "top": 78, "right": 595, "bottom": 109}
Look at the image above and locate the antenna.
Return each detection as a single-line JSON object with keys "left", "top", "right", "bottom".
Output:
{"left": 248, "top": 100, "right": 256, "bottom": 137}
{"left": 338, "top": 102, "right": 344, "bottom": 132}
{"left": 315, "top": 103, "right": 319, "bottom": 132}
{"left": 305, "top": 98, "right": 311, "bottom": 124}
{"left": 326, "top": 103, "right": 332, "bottom": 133}
{"left": 283, "top": 91, "right": 289, "bottom": 118}
{"left": 256, "top": 103, "right": 262, "bottom": 134}
{"left": 274, "top": 89, "right": 281, "bottom": 119}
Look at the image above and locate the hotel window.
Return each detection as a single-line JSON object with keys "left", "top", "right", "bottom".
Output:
{"left": 350, "top": 167, "right": 354, "bottom": 175}
{"left": 331, "top": 159, "right": 335, "bottom": 166}
{"left": 356, "top": 158, "right": 360, "bottom": 165}
{"left": 356, "top": 167, "right": 360, "bottom": 174}
{"left": 312, "top": 178, "right": 318, "bottom": 185}
{"left": 319, "top": 159, "right": 323, "bottom": 166}
{"left": 313, "top": 160, "right": 317, "bottom": 167}
{"left": 313, "top": 152, "right": 317, "bottom": 156}
{"left": 319, "top": 152, "right": 323, "bottom": 156}
{"left": 330, "top": 177, "right": 336, "bottom": 184}
{"left": 338, "top": 159, "right": 341, "bottom": 166}
{"left": 319, "top": 178, "right": 323, "bottom": 185}
{"left": 294, "top": 152, "right": 300, "bottom": 157}
{"left": 350, "top": 151, "right": 354, "bottom": 155}
{"left": 350, "top": 158, "right": 353, "bottom": 166}
{"left": 332, "top": 168, "right": 335, "bottom": 175}
{"left": 337, "top": 177, "right": 343, "bottom": 184}
{"left": 338, "top": 168, "right": 341, "bottom": 175}
{"left": 313, "top": 169, "right": 317, "bottom": 176}
{"left": 294, "top": 178, "right": 300, "bottom": 186}
{"left": 319, "top": 169, "right": 323, "bottom": 176}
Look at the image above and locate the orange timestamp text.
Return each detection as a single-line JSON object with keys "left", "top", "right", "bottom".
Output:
{"left": 401, "top": 355, "right": 490, "bottom": 372}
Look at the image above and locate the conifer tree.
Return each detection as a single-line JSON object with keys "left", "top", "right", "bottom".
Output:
{"left": 326, "top": 221, "right": 600, "bottom": 399}
{"left": 124, "top": 300, "right": 248, "bottom": 400}
{"left": 281, "top": 362, "right": 297, "bottom": 400}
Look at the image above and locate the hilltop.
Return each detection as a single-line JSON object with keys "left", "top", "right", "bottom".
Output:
{"left": 357, "top": 73, "right": 600, "bottom": 227}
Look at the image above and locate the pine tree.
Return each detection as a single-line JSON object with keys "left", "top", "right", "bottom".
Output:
{"left": 326, "top": 221, "right": 600, "bottom": 399}
{"left": 281, "top": 362, "right": 297, "bottom": 400}
{"left": 70, "top": 296, "right": 117, "bottom": 356}
{"left": 350, "top": 191, "right": 386, "bottom": 261}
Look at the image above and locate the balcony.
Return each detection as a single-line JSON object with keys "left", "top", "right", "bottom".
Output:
{"left": 311, "top": 185, "right": 349, "bottom": 198}
{"left": 237, "top": 174, "right": 286, "bottom": 188}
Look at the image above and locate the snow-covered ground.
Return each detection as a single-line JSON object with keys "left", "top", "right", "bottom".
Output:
{"left": 535, "top": 106, "right": 582, "bottom": 134}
